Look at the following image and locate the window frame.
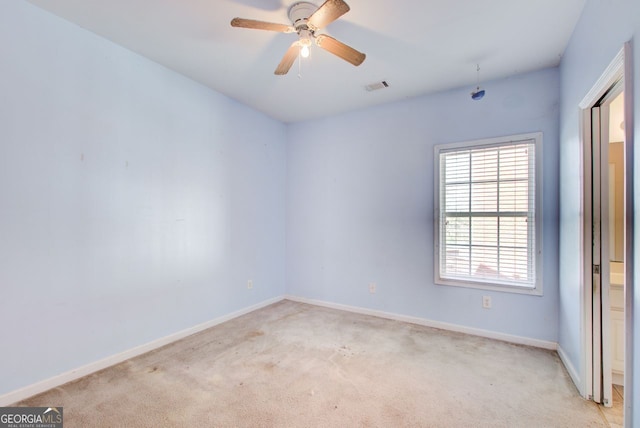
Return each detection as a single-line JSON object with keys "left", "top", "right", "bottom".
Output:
{"left": 433, "top": 132, "right": 543, "bottom": 296}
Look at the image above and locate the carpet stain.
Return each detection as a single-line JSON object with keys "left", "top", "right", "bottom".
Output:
{"left": 262, "top": 361, "right": 277, "bottom": 371}
{"left": 245, "top": 330, "right": 265, "bottom": 339}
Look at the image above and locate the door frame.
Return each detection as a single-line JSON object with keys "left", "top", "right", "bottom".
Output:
{"left": 591, "top": 85, "right": 623, "bottom": 406}
{"left": 579, "top": 42, "right": 634, "bottom": 424}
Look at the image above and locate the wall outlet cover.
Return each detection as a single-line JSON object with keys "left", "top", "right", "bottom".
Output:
{"left": 482, "top": 296, "right": 491, "bottom": 309}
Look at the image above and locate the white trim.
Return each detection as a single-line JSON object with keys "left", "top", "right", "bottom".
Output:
{"left": 558, "top": 344, "right": 583, "bottom": 395}
{"left": 433, "top": 132, "right": 544, "bottom": 296}
{"left": 579, "top": 48, "right": 625, "bottom": 109}
{"left": 578, "top": 44, "right": 634, "bottom": 424}
{"left": 579, "top": 46, "right": 625, "bottom": 402}
{"left": 622, "top": 41, "right": 634, "bottom": 428}
{"left": 580, "top": 100, "right": 594, "bottom": 400}
{"left": 0, "top": 296, "right": 285, "bottom": 406}
{"left": 285, "top": 295, "right": 557, "bottom": 350}
{"left": 1, "top": 294, "right": 561, "bottom": 406}
{"left": 613, "top": 372, "right": 624, "bottom": 387}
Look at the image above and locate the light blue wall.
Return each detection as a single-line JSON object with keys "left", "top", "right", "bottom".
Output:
{"left": 559, "top": 0, "right": 639, "bottom": 424}
{"left": 11, "top": 0, "right": 636, "bottom": 415}
{"left": 0, "top": 1, "right": 286, "bottom": 395}
{"left": 286, "top": 68, "right": 560, "bottom": 342}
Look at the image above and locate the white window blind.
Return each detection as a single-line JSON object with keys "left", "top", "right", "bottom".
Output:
{"left": 435, "top": 134, "right": 541, "bottom": 293}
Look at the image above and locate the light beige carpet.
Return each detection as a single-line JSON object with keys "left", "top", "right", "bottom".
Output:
{"left": 18, "top": 300, "right": 608, "bottom": 427}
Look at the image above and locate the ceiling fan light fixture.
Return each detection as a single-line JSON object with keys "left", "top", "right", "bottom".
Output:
{"left": 300, "top": 44, "right": 310, "bottom": 58}
{"left": 298, "top": 29, "right": 312, "bottom": 58}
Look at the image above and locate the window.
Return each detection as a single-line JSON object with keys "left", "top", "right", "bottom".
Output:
{"left": 434, "top": 133, "right": 542, "bottom": 295}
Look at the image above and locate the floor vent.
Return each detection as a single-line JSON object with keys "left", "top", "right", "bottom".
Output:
{"left": 365, "top": 80, "right": 389, "bottom": 91}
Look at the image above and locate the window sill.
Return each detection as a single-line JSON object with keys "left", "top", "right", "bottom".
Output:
{"left": 435, "top": 277, "right": 543, "bottom": 296}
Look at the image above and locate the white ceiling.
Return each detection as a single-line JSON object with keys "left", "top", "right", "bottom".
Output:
{"left": 26, "top": 0, "right": 586, "bottom": 123}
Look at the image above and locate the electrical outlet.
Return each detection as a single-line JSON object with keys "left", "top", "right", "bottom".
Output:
{"left": 247, "top": 280, "right": 253, "bottom": 289}
{"left": 369, "top": 283, "right": 376, "bottom": 294}
{"left": 482, "top": 296, "right": 491, "bottom": 309}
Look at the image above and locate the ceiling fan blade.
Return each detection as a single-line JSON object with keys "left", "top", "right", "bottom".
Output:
{"left": 230, "top": 18, "right": 294, "bottom": 33}
{"left": 315, "top": 34, "right": 365, "bottom": 66}
{"left": 307, "top": 0, "right": 350, "bottom": 30}
{"left": 275, "top": 42, "right": 300, "bottom": 75}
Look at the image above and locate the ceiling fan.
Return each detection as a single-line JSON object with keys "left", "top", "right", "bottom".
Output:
{"left": 231, "top": 0, "right": 366, "bottom": 75}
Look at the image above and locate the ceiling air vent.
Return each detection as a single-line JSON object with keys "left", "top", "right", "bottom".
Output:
{"left": 365, "top": 80, "right": 389, "bottom": 92}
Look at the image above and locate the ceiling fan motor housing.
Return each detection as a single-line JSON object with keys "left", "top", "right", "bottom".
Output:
{"left": 288, "top": 2, "right": 317, "bottom": 31}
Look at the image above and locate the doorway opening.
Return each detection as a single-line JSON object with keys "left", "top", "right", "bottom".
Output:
{"left": 580, "top": 43, "right": 633, "bottom": 426}
{"left": 591, "top": 84, "right": 624, "bottom": 413}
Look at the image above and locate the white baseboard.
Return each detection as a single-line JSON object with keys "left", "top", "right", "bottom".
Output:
{"left": 0, "top": 296, "right": 284, "bottom": 406}
{"left": 285, "top": 295, "right": 558, "bottom": 350}
{"left": 612, "top": 371, "right": 624, "bottom": 387}
{"left": 557, "top": 344, "right": 584, "bottom": 396}
{"left": 2, "top": 294, "right": 562, "bottom": 406}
